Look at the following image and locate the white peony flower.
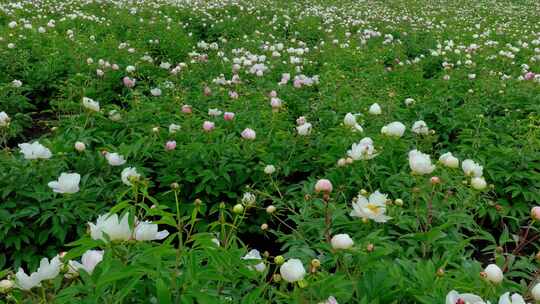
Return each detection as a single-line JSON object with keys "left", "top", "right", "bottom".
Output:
{"left": 280, "top": 259, "right": 306, "bottom": 283}
{"left": 462, "top": 159, "right": 483, "bottom": 177}
{"left": 347, "top": 137, "right": 377, "bottom": 160}
{"left": 439, "top": 152, "right": 459, "bottom": 168}
{"left": 296, "top": 122, "right": 312, "bottom": 136}
{"left": 82, "top": 97, "right": 100, "bottom": 112}
{"left": 134, "top": 221, "right": 169, "bottom": 241}
{"left": 381, "top": 121, "right": 405, "bottom": 137}
{"left": 368, "top": 103, "right": 382, "bottom": 115}
{"left": 404, "top": 98, "right": 415, "bottom": 106}
{"left": 18, "top": 141, "right": 52, "bottom": 159}
{"left": 0, "top": 111, "right": 10, "bottom": 127}
{"left": 531, "top": 283, "right": 540, "bottom": 301}
{"left": 121, "top": 167, "right": 140, "bottom": 186}
{"left": 408, "top": 150, "right": 435, "bottom": 175}
{"left": 15, "top": 268, "right": 42, "bottom": 290}
{"left": 89, "top": 213, "right": 132, "bottom": 242}
{"left": 411, "top": 120, "right": 429, "bottom": 135}
{"left": 241, "top": 192, "right": 256, "bottom": 205}
{"left": 445, "top": 290, "right": 487, "bottom": 304}
{"left": 68, "top": 250, "right": 104, "bottom": 275}
{"left": 471, "top": 177, "right": 487, "bottom": 190}
{"left": 35, "top": 255, "right": 61, "bottom": 281}
{"left": 319, "top": 296, "right": 338, "bottom": 304}
{"left": 104, "top": 152, "right": 126, "bottom": 166}
{"left": 483, "top": 264, "right": 503, "bottom": 284}
{"left": 343, "top": 113, "right": 363, "bottom": 132}
{"left": 264, "top": 165, "right": 276, "bottom": 174}
{"left": 498, "top": 292, "right": 526, "bottom": 304}
{"left": 169, "top": 124, "right": 181, "bottom": 133}
{"left": 242, "top": 249, "right": 266, "bottom": 272}
{"left": 331, "top": 234, "right": 354, "bottom": 249}
{"left": 48, "top": 173, "right": 80, "bottom": 194}
{"left": 350, "top": 190, "right": 391, "bottom": 223}
{"left": 208, "top": 108, "right": 222, "bottom": 116}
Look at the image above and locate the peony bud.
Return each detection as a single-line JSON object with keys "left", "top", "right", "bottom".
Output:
{"left": 74, "top": 141, "right": 86, "bottom": 152}
{"left": 241, "top": 128, "right": 256, "bottom": 140}
{"left": 233, "top": 204, "right": 244, "bottom": 214}
{"left": 266, "top": 205, "right": 276, "bottom": 214}
{"left": 366, "top": 243, "right": 374, "bottom": 252}
{"left": 430, "top": 176, "right": 441, "bottom": 185}
{"left": 532, "top": 283, "right": 540, "bottom": 301}
{"left": 274, "top": 255, "right": 285, "bottom": 265}
{"left": 314, "top": 179, "right": 333, "bottom": 193}
{"left": 331, "top": 234, "right": 354, "bottom": 250}
{"left": 223, "top": 112, "right": 235, "bottom": 121}
{"left": 471, "top": 177, "right": 487, "bottom": 190}
{"left": 260, "top": 223, "right": 268, "bottom": 230}
{"left": 531, "top": 207, "right": 540, "bottom": 221}
{"left": 483, "top": 264, "right": 503, "bottom": 284}
{"left": 264, "top": 165, "right": 276, "bottom": 175}
{"left": 182, "top": 105, "right": 192, "bottom": 114}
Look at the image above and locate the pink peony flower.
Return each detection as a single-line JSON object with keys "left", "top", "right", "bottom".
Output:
{"left": 165, "top": 140, "right": 176, "bottom": 151}
{"left": 315, "top": 179, "right": 333, "bottom": 193}
{"left": 241, "top": 128, "right": 256, "bottom": 140}
{"left": 123, "top": 76, "right": 136, "bottom": 88}
{"left": 223, "top": 112, "right": 235, "bottom": 121}
{"left": 203, "top": 121, "right": 215, "bottom": 132}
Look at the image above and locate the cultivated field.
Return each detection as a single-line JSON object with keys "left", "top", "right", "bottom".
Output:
{"left": 1, "top": 0, "right": 540, "bottom": 303}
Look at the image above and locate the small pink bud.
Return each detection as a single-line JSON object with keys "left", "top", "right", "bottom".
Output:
{"left": 241, "top": 128, "right": 256, "bottom": 140}
{"left": 430, "top": 176, "right": 441, "bottom": 185}
{"left": 269, "top": 90, "right": 277, "bottom": 98}
{"left": 293, "top": 79, "right": 302, "bottom": 88}
{"left": 315, "top": 179, "right": 333, "bottom": 193}
{"left": 165, "top": 140, "right": 176, "bottom": 151}
{"left": 532, "top": 207, "right": 540, "bottom": 221}
{"left": 203, "top": 121, "right": 215, "bottom": 132}
{"left": 182, "top": 104, "right": 192, "bottom": 114}
{"left": 223, "top": 112, "right": 235, "bottom": 121}
{"left": 229, "top": 91, "right": 239, "bottom": 99}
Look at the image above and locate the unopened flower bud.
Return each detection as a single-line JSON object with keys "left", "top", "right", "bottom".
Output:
{"left": 171, "top": 182, "right": 180, "bottom": 190}
{"left": 266, "top": 205, "right": 276, "bottom": 214}
{"left": 314, "top": 179, "right": 333, "bottom": 193}
{"left": 531, "top": 206, "right": 540, "bottom": 221}
{"left": 394, "top": 198, "right": 404, "bottom": 206}
{"left": 272, "top": 274, "right": 281, "bottom": 282}
{"left": 274, "top": 255, "right": 285, "bottom": 265}
{"left": 311, "top": 259, "right": 321, "bottom": 268}
{"left": 233, "top": 204, "right": 244, "bottom": 214}
{"left": 74, "top": 141, "right": 86, "bottom": 152}
{"left": 430, "top": 176, "right": 441, "bottom": 184}
{"left": 261, "top": 223, "right": 268, "bottom": 230}
{"left": 436, "top": 268, "right": 445, "bottom": 277}
{"left": 366, "top": 243, "right": 374, "bottom": 252}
